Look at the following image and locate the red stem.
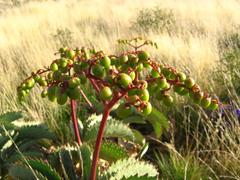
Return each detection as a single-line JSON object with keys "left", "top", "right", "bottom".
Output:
{"left": 90, "top": 92, "right": 126, "bottom": 180}
{"left": 70, "top": 99, "right": 82, "bottom": 145}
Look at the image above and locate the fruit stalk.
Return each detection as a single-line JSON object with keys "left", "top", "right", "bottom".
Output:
{"left": 70, "top": 99, "right": 82, "bottom": 145}
{"left": 90, "top": 92, "right": 126, "bottom": 180}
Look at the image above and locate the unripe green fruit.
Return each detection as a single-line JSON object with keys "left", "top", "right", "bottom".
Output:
{"left": 173, "top": 85, "right": 184, "bottom": 94}
{"left": 53, "top": 71, "right": 62, "bottom": 81}
{"left": 26, "top": 78, "right": 35, "bottom": 89}
{"left": 163, "top": 95, "right": 174, "bottom": 106}
{"left": 117, "top": 73, "right": 132, "bottom": 88}
{"left": 201, "top": 97, "right": 211, "bottom": 108}
{"left": 50, "top": 63, "right": 58, "bottom": 72}
{"left": 119, "top": 55, "right": 128, "bottom": 64}
{"left": 209, "top": 99, "right": 219, "bottom": 110}
{"left": 99, "top": 86, "right": 113, "bottom": 100}
{"left": 185, "top": 78, "right": 195, "bottom": 88}
{"left": 57, "top": 93, "right": 68, "bottom": 105}
{"left": 110, "top": 57, "right": 117, "bottom": 65}
{"left": 66, "top": 50, "right": 75, "bottom": 59}
{"left": 136, "top": 63, "right": 144, "bottom": 72}
{"left": 100, "top": 55, "right": 111, "bottom": 69}
{"left": 33, "top": 74, "right": 41, "bottom": 82}
{"left": 157, "top": 78, "right": 168, "bottom": 89}
{"left": 128, "top": 54, "right": 138, "bottom": 67}
{"left": 47, "top": 72, "right": 53, "bottom": 80}
{"left": 18, "top": 90, "right": 27, "bottom": 97}
{"left": 47, "top": 86, "right": 57, "bottom": 102}
{"left": 59, "top": 58, "right": 68, "bottom": 68}
{"left": 61, "top": 75, "right": 71, "bottom": 81}
{"left": 178, "top": 88, "right": 189, "bottom": 96}
{"left": 161, "top": 68, "right": 171, "bottom": 77}
{"left": 92, "top": 64, "right": 105, "bottom": 78}
{"left": 80, "top": 62, "right": 89, "bottom": 70}
{"left": 59, "top": 47, "right": 68, "bottom": 54}
{"left": 67, "top": 59, "right": 73, "bottom": 65}
{"left": 138, "top": 89, "right": 149, "bottom": 102}
{"left": 68, "top": 77, "right": 80, "bottom": 88}
{"left": 148, "top": 83, "right": 158, "bottom": 94}
{"left": 177, "top": 72, "right": 186, "bottom": 82}
{"left": 38, "top": 77, "right": 47, "bottom": 86}
{"left": 116, "top": 104, "right": 132, "bottom": 118}
{"left": 151, "top": 69, "right": 160, "bottom": 78}
{"left": 41, "top": 89, "right": 48, "bottom": 98}
{"left": 130, "top": 71, "right": 136, "bottom": 81}
{"left": 143, "top": 62, "right": 151, "bottom": 68}
{"left": 142, "top": 102, "right": 152, "bottom": 115}
{"left": 67, "top": 87, "right": 80, "bottom": 100}
{"left": 138, "top": 51, "right": 150, "bottom": 61}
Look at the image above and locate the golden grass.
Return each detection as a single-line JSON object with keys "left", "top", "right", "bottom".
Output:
{"left": 0, "top": 0, "right": 240, "bottom": 178}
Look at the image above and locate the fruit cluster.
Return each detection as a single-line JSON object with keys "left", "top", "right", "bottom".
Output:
{"left": 17, "top": 38, "right": 219, "bottom": 117}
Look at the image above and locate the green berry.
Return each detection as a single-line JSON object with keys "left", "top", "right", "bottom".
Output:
{"left": 92, "top": 64, "right": 105, "bottom": 78}
{"left": 128, "top": 89, "right": 137, "bottom": 96}
{"left": 136, "top": 63, "right": 144, "bottom": 72}
{"left": 130, "top": 71, "right": 136, "bottom": 81}
{"left": 33, "top": 74, "right": 41, "bottom": 82}
{"left": 173, "top": 85, "right": 184, "bottom": 94}
{"left": 161, "top": 68, "right": 171, "bottom": 77}
{"left": 138, "top": 89, "right": 149, "bottom": 102}
{"left": 41, "top": 89, "right": 48, "bottom": 98}
{"left": 50, "top": 63, "right": 58, "bottom": 72}
{"left": 157, "top": 78, "right": 168, "bottom": 89}
{"left": 53, "top": 71, "right": 62, "bottom": 81}
{"left": 79, "top": 75, "right": 87, "bottom": 84}
{"left": 163, "top": 95, "right": 174, "bottom": 106}
{"left": 73, "top": 63, "right": 82, "bottom": 73}
{"left": 201, "top": 97, "right": 211, "bottom": 108}
{"left": 138, "top": 51, "right": 150, "bottom": 61}
{"left": 209, "top": 99, "right": 219, "bottom": 110}
{"left": 26, "top": 78, "right": 35, "bottom": 89}
{"left": 47, "top": 86, "right": 57, "bottom": 102}
{"left": 68, "top": 77, "right": 80, "bottom": 88}
{"left": 142, "top": 102, "right": 152, "bottom": 115}
{"left": 185, "top": 78, "right": 195, "bottom": 88}
{"left": 119, "top": 55, "right": 128, "bottom": 64}
{"left": 99, "top": 86, "right": 113, "bottom": 101}
{"left": 38, "top": 77, "right": 47, "bottom": 86}
{"left": 151, "top": 69, "right": 160, "bottom": 78}
{"left": 57, "top": 92, "right": 68, "bottom": 105}
{"left": 191, "top": 91, "right": 204, "bottom": 104}
{"left": 177, "top": 72, "right": 186, "bottom": 82}
{"left": 59, "top": 58, "right": 68, "bottom": 68}
{"left": 178, "top": 88, "right": 189, "bottom": 96}
{"left": 67, "top": 87, "right": 80, "bottom": 100}
{"left": 100, "top": 55, "right": 111, "bottom": 69}
{"left": 117, "top": 73, "right": 132, "bottom": 88}
{"left": 47, "top": 72, "right": 53, "bottom": 80}
{"left": 128, "top": 54, "right": 138, "bottom": 67}
{"left": 18, "top": 90, "right": 27, "bottom": 97}
{"left": 110, "top": 57, "right": 117, "bottom": 65}
{"left": 66, "top": 49, "right": 75, "bottom": 59}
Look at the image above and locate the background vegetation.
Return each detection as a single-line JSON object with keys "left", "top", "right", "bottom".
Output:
{"left": 0, "top": 0, "right": 240, "bottom": 179}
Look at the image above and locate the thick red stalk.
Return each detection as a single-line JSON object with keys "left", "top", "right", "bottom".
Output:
{"left": 90, "top": 92, "right": 126, "bottom": 180}
{"left": 70, "top": 99, "right": 82, "bottom": 145}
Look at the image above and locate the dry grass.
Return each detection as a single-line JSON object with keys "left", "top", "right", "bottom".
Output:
{"left": 0, "top": 0, "right": 240, "bottom": 178}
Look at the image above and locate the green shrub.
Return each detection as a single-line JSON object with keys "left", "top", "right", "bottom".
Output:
{"left": 131, "top": 7, "right": 176, "bottom": 33}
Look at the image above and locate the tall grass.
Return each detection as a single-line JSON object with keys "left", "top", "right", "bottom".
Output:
{"left": 0, "top": 0, "right": 240, "bottom": 178}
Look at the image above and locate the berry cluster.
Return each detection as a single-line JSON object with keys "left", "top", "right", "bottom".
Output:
{"left": 17, "top": 38, "right": 219, "bottom": 117}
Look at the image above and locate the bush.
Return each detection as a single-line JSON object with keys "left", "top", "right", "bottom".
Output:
{"left": 53, "top": 28, "right": 74, "bottom": 48}
{"left": 131, "top": 7, "right": 176, "bottom": 33}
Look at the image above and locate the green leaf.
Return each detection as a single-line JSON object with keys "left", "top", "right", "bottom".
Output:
{"left": 17, "top": 125, "right": 55, "bottom": 141}
{"left": 83, "top": 117, "right": 134, "bottom": 142}
{"left": 122, "top": 115, "right": 146, "bottom": 124}
{"left": 131, "top": 129, "right": 145, "bottom": 145}
{"left": 7, "top": 151, "right": 43, "bottom": 163}
{"left": 145, "top": 107, "right": 169, "bottom": 138}
{"left": 100, "top": 141, "right": 128, "bottom": 163}
{"left": 0, "top": 111, "right": 23, "bottom": 122}
{"left": 59, "top": 148, "right": 77, "bottom": 180}
{"left": 101, "top": 158, "right": 158, "bottom": 180}
{"left": 27, "top": 159, "right": 61, "bottom": 180}
{"left": 9, "top": 164, "right": 47, "bottom": 180}
{"left": 79, "top": 144, "right": 92, "bottom": 180}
